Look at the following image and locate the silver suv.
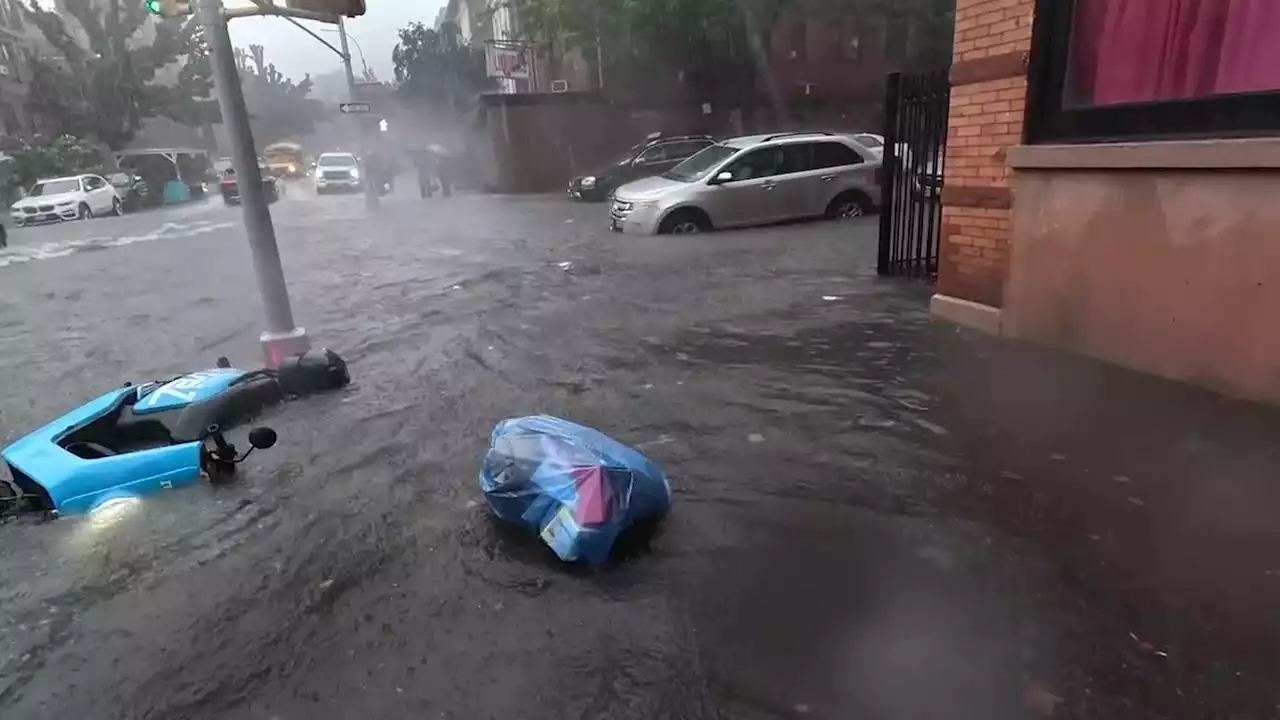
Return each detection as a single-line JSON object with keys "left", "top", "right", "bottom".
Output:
{"left": 609, "top": 131, "right": 881, "bottom": 235}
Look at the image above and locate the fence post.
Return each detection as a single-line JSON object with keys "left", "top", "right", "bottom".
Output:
{"left": 877, "top": 72, "right": 901, "bottom": 276}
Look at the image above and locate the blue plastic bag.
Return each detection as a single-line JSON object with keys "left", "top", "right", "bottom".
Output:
{"left": 479, "top": 416, "right": 672, "bottom": 564}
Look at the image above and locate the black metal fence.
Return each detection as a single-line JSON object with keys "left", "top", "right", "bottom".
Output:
{"left": 877, "top": 69, "right": 950, "bottom": 279}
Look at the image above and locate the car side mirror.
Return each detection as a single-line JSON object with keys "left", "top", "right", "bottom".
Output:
{"left": 248, "top": 427, "right": 278, "bottom": 450}
{"left": 711, "top": 171, "right": 734, "bottom": 185}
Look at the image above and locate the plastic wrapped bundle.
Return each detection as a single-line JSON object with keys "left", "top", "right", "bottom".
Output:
{"left": 479, "top": 416, "right": 672, "bottom": 564}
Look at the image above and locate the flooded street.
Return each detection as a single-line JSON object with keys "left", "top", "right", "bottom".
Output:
{"left": 2, "top": 190, "right": 1279, "bottom": 719}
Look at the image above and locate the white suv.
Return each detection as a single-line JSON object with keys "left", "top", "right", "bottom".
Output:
{"left": 314, "top": 153, "right": 362, "bottom": 194}
{"left": 609, "top": 132, "right": 881, "bottom": 235}
{"left": 9, "top": 174, "right": 123, "bottom": 226}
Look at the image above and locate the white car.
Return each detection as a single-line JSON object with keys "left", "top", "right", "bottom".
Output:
{"left": 314, "top": 153, "right": 362, "bottom": 194}
{"left": 853, "top": 133, "right": 886, "bottom": 159}
{"left": 10, "top": 174, "right": 123, "bottom": 226}
{"left": 609, "top": 131, "right": 881, "bottom": 235}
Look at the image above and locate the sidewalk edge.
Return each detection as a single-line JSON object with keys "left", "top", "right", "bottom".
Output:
{"left": 930, "top": 294, "right": 1003, "bottom": 335}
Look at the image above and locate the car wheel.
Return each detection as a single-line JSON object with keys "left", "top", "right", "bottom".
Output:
{"left": 78, "top": 202, "right": 93, "bottom": 220}
{"left": 826, "top": 192, "right": 871, "bottom": 220}
{"left": 112, "top": 197, "right": 123, "bottom": 216}
{"left": 658, "top": 209, "right": 711, "bottom": 235}
{"left": 0, "top": 225, "right": 7, "bottom": 249}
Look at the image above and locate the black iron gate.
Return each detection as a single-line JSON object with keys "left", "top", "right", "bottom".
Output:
{"left": 877, "top": 69, "right": 950, "bottom": 279}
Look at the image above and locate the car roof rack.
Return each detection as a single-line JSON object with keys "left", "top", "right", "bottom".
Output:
{"left": 760, "top": 131, "right": 835, "bottom": 142}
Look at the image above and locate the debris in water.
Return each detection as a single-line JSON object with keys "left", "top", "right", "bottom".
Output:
{"left": 822, "top": 296, "right": 841, "bottom": 301}
{"left": 1000, "top": 470, "right": 1024, "bottom": 480}
{"left": 1051, "top": 453, "right": 1068, "bottom": 461}
{"left": 675, "top": 352, "right": 690, "bottom": 361}
{"left": 478, "top": 416, "right": 672, "bottom": 564}
{"left": 1128, "top": 496, "right": 1146, "bottom": 507}
{"left": 319, "top": 579, "right": 334, "bottom": 590}
{"left": 564, "top": 218, "right": 575, "bottom": 224}
{"left": 747, "top": 433, "right": 765, "bottom": 443}
{"left": 450, "top": 284, "right": 462, "bottom": 291}
{"left": 1088, "top": 534, "right": 1101, "bottom": 541}
{"left": 794, "top": 703, "right": 811, "bottom": 714}
{"left": 557, "top": 261, "right": 573, "bottom": 270}
{"left": 1113, "top": 475, "right": 1131, "bottom": 483}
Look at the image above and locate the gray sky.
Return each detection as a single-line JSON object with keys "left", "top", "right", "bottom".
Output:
{"left": 224, "top": 1, "right": 446, "bottom": 84}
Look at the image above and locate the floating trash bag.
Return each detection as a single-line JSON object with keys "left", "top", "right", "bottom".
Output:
{"left": 480, "top": 416, "right": 672, "bottom": 564}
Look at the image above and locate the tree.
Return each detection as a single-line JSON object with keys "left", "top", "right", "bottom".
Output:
{"left": 4, "top": 135, "right": 102, "bottom": 192}
{"left": 509, "top": 0, "right": 792, "bottom": 105}
{"left": 510, "top": 0, "right": 954, "bottom": 104}
{"left": 22, "top": 0, "right": 217, "bottom": 150}
{"left": 392, "top": 22, "right": 490, "bottom": 114}
{"left": 233, "top": 44, "right": 327, "bottom": 142}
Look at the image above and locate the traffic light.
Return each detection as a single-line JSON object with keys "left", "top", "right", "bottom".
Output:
{"left": 284, "top": 0, "right": 367, "bottom": 17}
{"left": 144, "top": 0, "right": 191, "bottom": 17}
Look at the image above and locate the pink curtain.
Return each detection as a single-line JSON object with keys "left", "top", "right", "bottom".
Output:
{"left": 1069, "top": 0, "right": 1280, "bottom": 106}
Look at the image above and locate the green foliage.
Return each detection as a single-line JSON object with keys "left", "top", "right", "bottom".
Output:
{"left": 23, "top": 0, "right": 217, "bottom": 150}
{"left": 234, "top": 44, "right": 326, "bottom": 142}
{"left": 509, "top": 0, "right": 955, "bottom": 100}
{"left": 5, "top": 135, "right": 103, "bottom": 191}
{"left": 392, "top": 22, "right": 490, "bottom": 112}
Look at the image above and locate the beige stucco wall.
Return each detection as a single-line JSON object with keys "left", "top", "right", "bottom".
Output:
{"left": 1004, "top": 168, "right": 1280, "bottom": 404}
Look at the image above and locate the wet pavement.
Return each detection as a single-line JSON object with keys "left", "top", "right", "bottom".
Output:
{"left": 1, "top": 187, "right": 1279, "bottom": 719}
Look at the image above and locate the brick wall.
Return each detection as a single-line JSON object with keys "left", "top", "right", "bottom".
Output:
{"left": 938, "top": 0, "right": 1035, "bottom": 308}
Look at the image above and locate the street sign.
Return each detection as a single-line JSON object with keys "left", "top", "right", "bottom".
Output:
{"left": 339, "top": 102, "right": 371, "bottom": 114}
{"left": 285, "top": 0, "right": 366, "bottom": 17}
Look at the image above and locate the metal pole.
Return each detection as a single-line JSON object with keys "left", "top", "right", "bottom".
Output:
{"left": 198, "top": 0, "right": 309, "bottom": 365}
{"left": 339, "top": 17, "right": 379, "bottom": 209}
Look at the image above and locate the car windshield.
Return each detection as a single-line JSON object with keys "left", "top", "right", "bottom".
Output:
{"left": 30, "top": 179, "right": 81, "bottom": 196}
{"left": 319, "top": 155, "right": 357, "bottom": 167}
{"left": 856, "top": 134, "right": 884, "bottom": 148}
{"left": 107, "top": 173, "right": 132, "bottom": 187}
{"left": 661, "top": 144, "right": 737, "bottom": 182}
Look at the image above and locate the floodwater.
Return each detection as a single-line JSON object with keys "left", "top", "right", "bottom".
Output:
{"left": 1, "top": 191, "right": 1279, "bottom": 719}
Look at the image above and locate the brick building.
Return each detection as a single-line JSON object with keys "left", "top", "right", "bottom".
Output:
{"left": 932, "top": 0, "right": 1280, "bottom": 405}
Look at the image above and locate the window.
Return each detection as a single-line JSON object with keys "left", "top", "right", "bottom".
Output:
{"left": 813, "top": 142, "right": 863, "bottom": 169}
{"left": 780, "top": 144, "right": 815, "bottom": 174}
{"left": 1027, "top": 0, "right": 1280, "bottom": 142}
{"left": 663, "top": 141, "right": 711, "bottom": 161}
{"left": 723, "top": 148, "right": 783, "bottom": 181}
{"left": 84, "top": 177, "right": 105, "bottom": 190}
{"left": 636, "top": 145, "right": 668, "bottom": 164}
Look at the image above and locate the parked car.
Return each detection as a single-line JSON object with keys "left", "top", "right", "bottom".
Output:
{"left": 314, "top": 152, "right": 363, "bottom": 194}
{"left": 853, "top": 133, "right": 886, "bottom": 159}
{"left": 609, "top": 131, "right": 881, "bottom": 235}
{"left": 220, "top": 164, "right": 281, "bottom": 205}
{"left": 107, "top": 172, "right": 159, "bottom": 213}
{"left": 569, "top": 133, "right": 715, "bottom": 202}
{"left": 9, "top": 174, "right": 123, "bottom": 227}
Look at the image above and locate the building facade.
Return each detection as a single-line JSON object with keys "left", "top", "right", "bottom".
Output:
{"left": 933, "top": 0, "right": 1280, "bottom": 405}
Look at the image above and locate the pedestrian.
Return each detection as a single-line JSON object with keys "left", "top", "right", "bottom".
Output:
{"left": 413, "top": 150, "right": 436, "bottom": 199}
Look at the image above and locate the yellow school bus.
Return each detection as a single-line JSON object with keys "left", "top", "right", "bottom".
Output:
{"left": 263, "top": 142, "right": 308, "bottom": 178}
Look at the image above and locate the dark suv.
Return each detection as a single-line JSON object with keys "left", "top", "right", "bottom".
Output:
{"left": 569, "top": 133, "right": 714, "bottom": 202}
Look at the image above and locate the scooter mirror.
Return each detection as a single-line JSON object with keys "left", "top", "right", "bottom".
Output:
{"left": 248, "top": 427, "right": 278, "bottom": 450}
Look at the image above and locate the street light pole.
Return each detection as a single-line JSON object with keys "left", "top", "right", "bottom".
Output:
{"left": 198, "top": 0, "right": 309, "bottom": 366}
{"left": 338, "top": 17, "right": 379, "bottom": 209}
